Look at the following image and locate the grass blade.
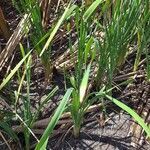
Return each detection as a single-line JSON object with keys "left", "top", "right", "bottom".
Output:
{"left": 35, "top": 88, "right": 73, "bottom": 150}
{"left": 105, "top": 94, "right": 150, "bottom": 137}
{"left": 40, "top": 3, "right": 77, "bottom": 57}
{"left": 32, "top": 86, "right": 59, "bottom": 124}
{"left": 83, "top": 0, "right": 103, "bottom": 21}
{"left": 79, "top": 64, "right": 91, "bottom": 103}
{"left": 0, "top": 48, "right": 32, "bottom": 90}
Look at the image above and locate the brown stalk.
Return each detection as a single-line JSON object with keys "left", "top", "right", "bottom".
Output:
{"left": 0, "top": 14, "right": 29, "bottom": 73}
{"left": 0, "top": 131, "right": 12, "bottom": 150}
{"left": 12, "top": 103, "right": 102, "bottom": 133}
{"left": 40, "top": 0, "right": 52, "bottom": 29}
{"left": 0, "top": 6, "right": 11, "bottom": 40}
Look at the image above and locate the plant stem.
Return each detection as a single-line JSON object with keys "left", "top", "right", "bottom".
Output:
{"left": 73, "top": 124, "right": 80, "bottom": 138}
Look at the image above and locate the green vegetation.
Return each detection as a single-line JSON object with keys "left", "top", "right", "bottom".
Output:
{"left": 0, "top": 0, "right": 150, "bottom": 149}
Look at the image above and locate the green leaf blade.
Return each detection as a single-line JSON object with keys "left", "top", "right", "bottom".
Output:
{"left": 35, "top": 88, "right": 73, "bottom": 150}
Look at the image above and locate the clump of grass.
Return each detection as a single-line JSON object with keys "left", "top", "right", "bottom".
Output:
{"left": 12, "top": 0, "right": 75, "bottom": 83}
{"left": 70, "top": 64, "right": 91, "bottom": 137}
{"left": 66, "top": 0, "right": 103, "bottom": 137}
{"left": 95, "top": 0, "right": 147, "bottom": 90}
{"left": 12, "top": 0, "right": 51, "bottom": 83}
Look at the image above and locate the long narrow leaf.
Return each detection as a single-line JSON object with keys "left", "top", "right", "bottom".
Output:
{"left": 31, "top": 86, "right": 59, "bottom": 124}
{"left": 0, "top": 49, "right": 32, "bottom": 90}
{"left": 39, "top": 3, "right": 77, "bottom": 56}
{"left": 83, "top": 0, "right": 103, "bottom": 21}
{"left": 79, "top": 64, "right": 91, "bottom": 103}
{"left": 35, "top": 88, "right": 73, "bottom": 150}
{"left": 105, "top": 94, "right": 150, "bottom": 137}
